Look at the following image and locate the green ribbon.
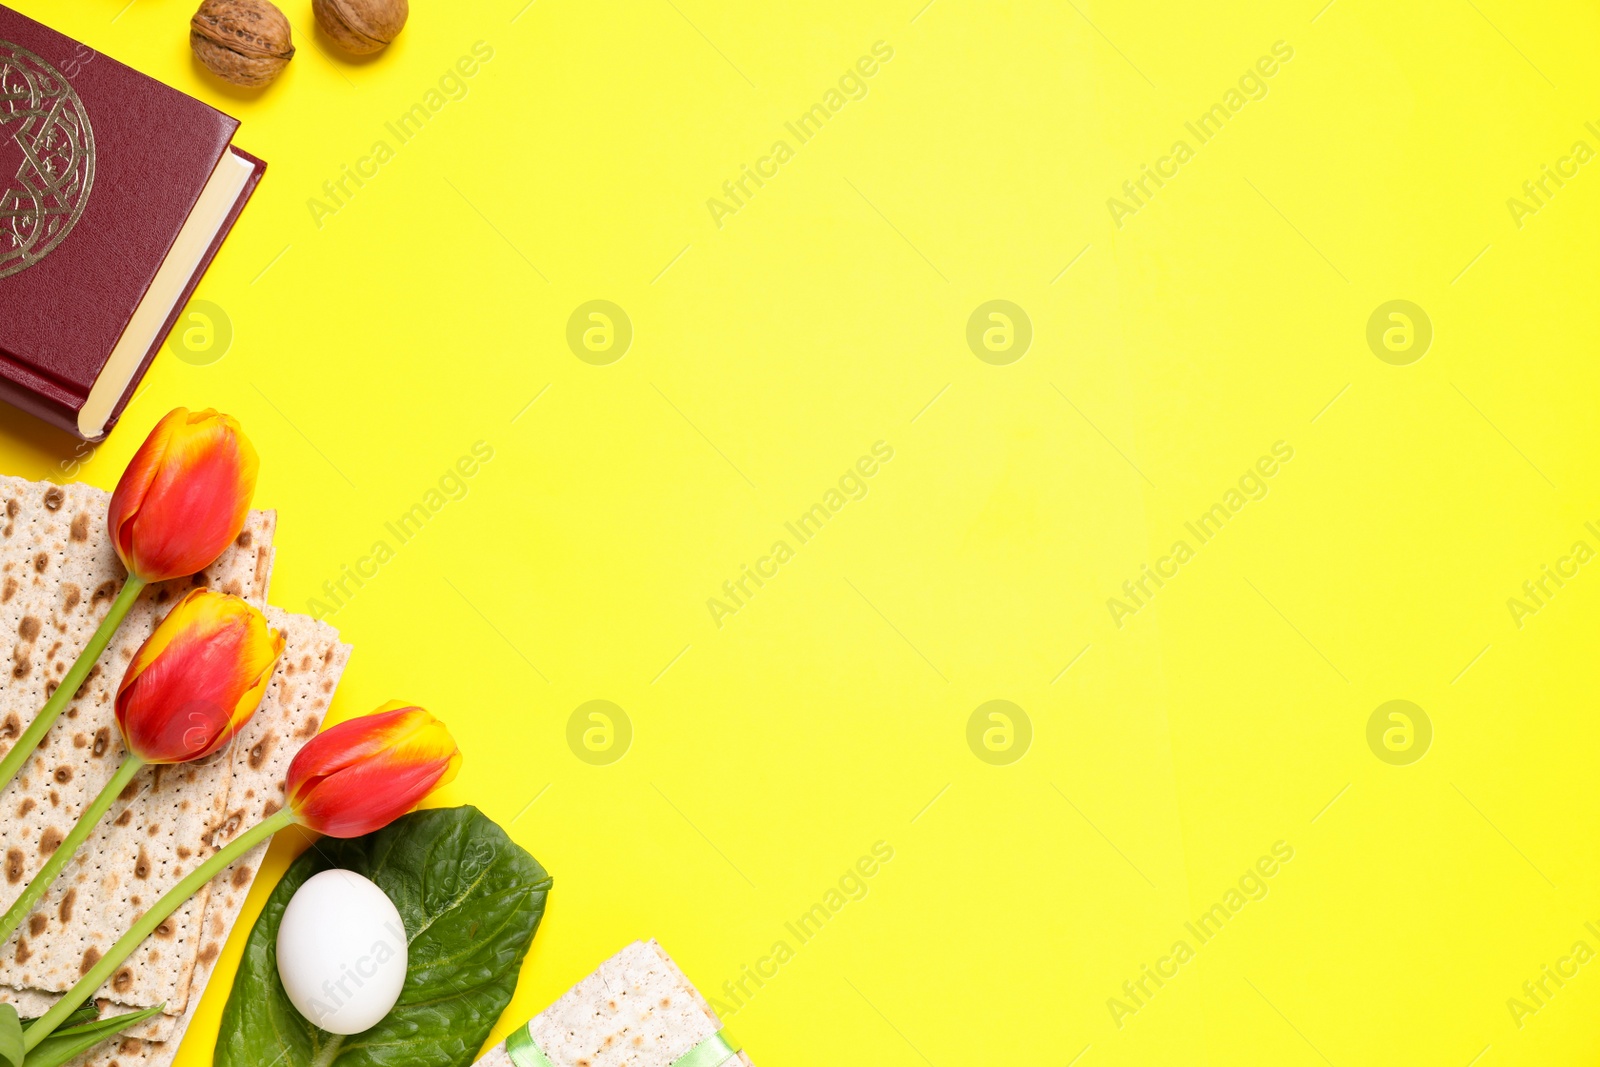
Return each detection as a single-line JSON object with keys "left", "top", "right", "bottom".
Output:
{"left": 505, "top": 1026, "right": 554, "bottom": 1067}
{"left": 670, "top": 1030, "right": 740, "bottom": 1067}
{"left": 504, "top": 1022, "right": 739, "bottom": 1067}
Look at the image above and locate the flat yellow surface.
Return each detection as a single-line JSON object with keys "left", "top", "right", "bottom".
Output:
{"left": 5, "top": 0, "right": 1600, "bottom": 1063}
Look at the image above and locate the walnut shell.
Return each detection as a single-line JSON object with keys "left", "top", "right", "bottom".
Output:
{"left": 313, "top": 0, "right": 408, "bottom": 55}
{"left": 190, "top": 0, "right": 295, "bottom": 87}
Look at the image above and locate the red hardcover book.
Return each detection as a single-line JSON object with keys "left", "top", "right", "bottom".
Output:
{"left": 0, "top": 4, "right": 264, "bottom": 441}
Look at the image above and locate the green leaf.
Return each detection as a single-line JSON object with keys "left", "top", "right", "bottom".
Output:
{"left": 215, "top": 806, "right": 551, "bottom": 1067}
{"left": 23, "top": 1004, "right": 165, "bottom": 1067}
{"left": 24, "top": 1006, "right": 99, "bottom": 1032}
{"left": 0, "top": 1003, "right": 22, "bottom": 1067}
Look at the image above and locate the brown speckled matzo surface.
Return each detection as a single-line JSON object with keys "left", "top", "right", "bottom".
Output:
{"left": 0, "top": 475, "right": 354, "bottom": 1065}
{"left": 473, "top": 941, "right": 754, "bottom": 1067}
{"left": 0, "top": 475, "right": 275, "bottom": 1011}
{"left": 0, "top": 610, "right": 351, "bottom": 1062}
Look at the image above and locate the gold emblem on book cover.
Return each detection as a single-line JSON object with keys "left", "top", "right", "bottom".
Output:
{"left": 0, "top": 40, "right": 94, "bottom": 280}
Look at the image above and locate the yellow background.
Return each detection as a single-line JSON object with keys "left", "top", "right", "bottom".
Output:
{"left": 4, "top": 0, "right": 1600, "bottom": 1063}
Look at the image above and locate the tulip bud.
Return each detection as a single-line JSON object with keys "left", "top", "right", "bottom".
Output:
{"left": 285, "top": 702, "right": 461, "bottom": 838}
{"left": 116, "top": 589, "right": 284, "bottom": 764}
{"left": 107, "top": 407, "right": 260, "bottom": 583}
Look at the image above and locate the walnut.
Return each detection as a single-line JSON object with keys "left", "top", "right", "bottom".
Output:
{"left": 313, "top": 0, "right": 408, "bottom": 55}
{"left": 190, "top": 0, "right": 295, "bottom": 87}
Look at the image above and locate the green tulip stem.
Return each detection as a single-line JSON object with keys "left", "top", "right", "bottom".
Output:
{"left": 0, "top": 576, "right": 145, "bottom": 794}
{"left": 0, "top": 756, "right": 144, "bottom": 952}
{"left": 21, "top": 806, "right": 297, "bottom": 1051}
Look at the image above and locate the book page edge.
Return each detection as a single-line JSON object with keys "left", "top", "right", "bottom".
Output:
{"left": 78, "top": 148, "right": 256, "bottom": 439}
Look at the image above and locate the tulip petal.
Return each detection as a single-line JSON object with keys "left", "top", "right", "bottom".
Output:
{"left": 107, "top": 408, "right": 184, "bottom": 569}
{"left": 107, "top": 409, "right": 260, "bottom": 583}
{"left": 285, "top": 704, "right": 461, "bottom": 838}
{"left": 116, "top": 589, "right": 283, "bottom": 764}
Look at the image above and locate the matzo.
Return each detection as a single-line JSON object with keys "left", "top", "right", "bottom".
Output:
{"left": 474, "top": 941, "right": 755, "bottom": 1067}
{"left": 0, "top": 609, "right": 351, "bottom": 1063}
{"left": 0, "top": 475, "right": 274, "bottom": 1011}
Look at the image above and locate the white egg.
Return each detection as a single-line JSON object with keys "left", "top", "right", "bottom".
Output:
{"left": 276, "top": 869, "right": 408, "bottom": 1035}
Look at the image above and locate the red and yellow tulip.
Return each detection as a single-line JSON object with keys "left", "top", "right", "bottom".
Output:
{"left": 116, "top": 589, "right": 284, "bottom": 763}
{"left": 0, "top": 591, "right": 282, "bottom": 973}
{"left": 285, "top": 702, "right": 462, "bottom": 838}
{"left": 0, "top": 407, "right": 260, "bottom": 800}
{"left": 108, "top": 407, "right": 259, "bottom": 584}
